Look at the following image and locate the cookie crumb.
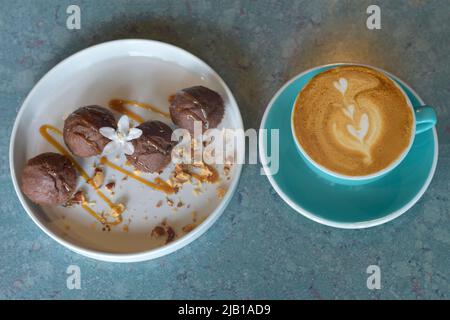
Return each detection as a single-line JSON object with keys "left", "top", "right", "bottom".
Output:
{"left": 151, "top": 226, "right": 165, "bottom": 237}
{"left": 111, "top": 203, "right": 125, "bottom": 218}
{"left": 166, "top": 198, "right": 174, "bottom": 207}
{"left": 92, "top": 167, "right": 104, "bottom": 188}
{"left": 216, "top": 186, "right": 226, "bottom": 199}
{"left": 105, "top": 182, "right": 116, "bottom": 194}
{"left": 166, "top": 226, "right": 176, "bottom": 244}
{"left": 69, "top": 190, "right": 86, "bottom": 205}
{"left": 182, "top": 223, "right": 196, "bottom": 233}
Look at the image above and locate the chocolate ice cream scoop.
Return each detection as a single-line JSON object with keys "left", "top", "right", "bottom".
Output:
{"left": 21, "top": 152, "right": 77, "bottom": 205}
{"left": 169, "top": 86, "right": 224, "bottom": 134}
{"left": 126, "top": 121, "right": 175, "bottom": 173}
{"left": 63, "top": 105, "right": 117, "bottom": 157}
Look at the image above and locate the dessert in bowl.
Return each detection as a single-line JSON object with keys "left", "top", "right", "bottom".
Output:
{"left": 10, "top": 40, "right": 243, "bottom": 262}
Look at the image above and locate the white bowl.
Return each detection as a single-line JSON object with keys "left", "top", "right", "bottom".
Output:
{"left": 10, "top": 39, "right": 243, "bottom": 262}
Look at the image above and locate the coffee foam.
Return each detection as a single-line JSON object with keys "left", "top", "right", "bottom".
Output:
{"left": 293, "top": 66, "right": 413, "bottom": 176}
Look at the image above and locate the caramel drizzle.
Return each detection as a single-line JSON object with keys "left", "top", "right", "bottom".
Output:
{"left": 109, "top": 99, "right": 170, "bottom": 122}
{"left": 99, "top": 157, "right": 175, "bottom": 194}
{"left": 108, "top": 98, "right": 220, "bottom": 185}
{"left": 191, "top": 165, "right": 220, "bottom": 183}
{"left": 39, "top": 125, "right": 123, "bottom": 225}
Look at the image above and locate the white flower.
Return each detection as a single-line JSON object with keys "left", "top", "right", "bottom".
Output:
{"left": 99, "top": 115, "right": 142, "bottom": 156}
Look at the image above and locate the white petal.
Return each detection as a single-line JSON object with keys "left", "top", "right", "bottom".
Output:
{"left": 126, "top": 128, "right": 143, "bottom": 141}
{"left": 123, "top": 142, "right": 135, "bottom": 155}
{"left": 103, "top": 141, "right": 119, "bottom": 155}
{"left": 99, "top": 127, "right": 117, "bottom": 140}
{"left": 117, "top": 115, "right": 130, "bottom": 135}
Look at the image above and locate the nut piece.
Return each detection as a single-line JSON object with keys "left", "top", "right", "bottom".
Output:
{"left": 166, "top": 226, "right": 176, "bottom": 244}
{"left": 111, "top": 203, "right": 125, "bottom": 218}
{"left": 66, "top": 190, "right": 86, "bottom": 206}
{"left": 151, "top": 226, "right": 166, "bottom": 237}
{"left": 72, "top": 190, "right": 86, "bottom": 204}
{"left": 92, "top": 167, "right": 104, "bottom": 188}
{"left": 105, "top": 182, "right": 115, "bottom": 193}
{"left": 224, "top": 165, "right": 231, "bottom": 176}
{"left": 216, "top": 186, "right": 226, "bottom": 199}
{"left": 166, "top": 198, "right": 174, "bottom": 207}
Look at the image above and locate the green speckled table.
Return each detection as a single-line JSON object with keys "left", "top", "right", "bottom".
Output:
{"left": 0, "top": 0, "right": 449, "bottom": 299}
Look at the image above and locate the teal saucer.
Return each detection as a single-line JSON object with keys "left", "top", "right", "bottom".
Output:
{"left": 259, "top": 64, "right": 438, "bottom": 228}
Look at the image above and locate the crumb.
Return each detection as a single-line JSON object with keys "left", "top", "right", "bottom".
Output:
{"left": 111, "top": 203, "right": 125, "bottom": 218}
{"left": 167, "top": 164, "right": 192, "bottom": 190}
{"left": 166, "top": 226, "right": 176, "bottom": 244}
{"left": 177, "top": 201, "right": 184, "bottom": 208}
{"left": 224, "top": 165, "right": 231, "bottom": 176}
{"left": 122, "top": 225, "right": 129, "bottom": 233}
{"left": 151, "top": 226, "right": 165, "bottom": 237}
{"left": 156, "top": 200, "right": 163, "bottom": 208}
{"left": 92, "top": 167, "right": 104, "bottom": 188}
{"left": 216, "top": 186, "right": 226, "bottom": 199}
{"left": 191, "top": 211, "right": 198, "bottom": 222}
{"left": 69, "top": 190, "right": 86, "bottom": 205}
{"left": 122, "top": 175, "right": 128, "bottom": 181}
{"left": 182, "top": 223, "right": 196, "bottom": 233}
{"left": 105, "top": 182, "right": 116, "bottom": 193}
{"left": 166, "top": 198, "right": 174, "bottom": 207}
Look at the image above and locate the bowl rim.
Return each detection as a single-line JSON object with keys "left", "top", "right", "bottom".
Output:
{"left": 9, "top": 39, "right": 244, "bottom": 262}
{"left": 258, "top": 62, "right": 438, "bottom": 229}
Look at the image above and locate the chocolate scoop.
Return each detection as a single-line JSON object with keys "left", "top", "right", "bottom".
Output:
{"left": 126, "top": 121, "right": 174, "bottom": 173}
{"left": 21, "top": 152, "right": 77, "bottom": 205}
{"left": 169, "top": 86, "right": 225, "bottom": 134}
{"left": 63, "top": 105, "right": 116, "bottom": 157}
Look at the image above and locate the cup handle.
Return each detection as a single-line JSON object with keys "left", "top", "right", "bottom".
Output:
{"left": 414, "top": 105, "right": 437, "bottom": 134}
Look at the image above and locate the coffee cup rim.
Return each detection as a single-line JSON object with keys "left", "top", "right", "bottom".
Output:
{"left": 290, "top": 63, "right": 416, "bottom": 181}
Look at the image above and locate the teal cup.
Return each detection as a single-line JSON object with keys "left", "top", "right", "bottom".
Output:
{"left": 290, "top": 64, "right": 437, "bottom": 185}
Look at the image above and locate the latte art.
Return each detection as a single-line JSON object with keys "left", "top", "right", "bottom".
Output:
{"left": 293, "top": 66, "right": 413, "bottom": 176}
{"left": 330, "top": 76, "right": 383, "bottom": 164}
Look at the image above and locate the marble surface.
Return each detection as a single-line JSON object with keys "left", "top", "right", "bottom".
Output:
{"left": 0, "top": 0, "right": 449, "bottom": 299}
